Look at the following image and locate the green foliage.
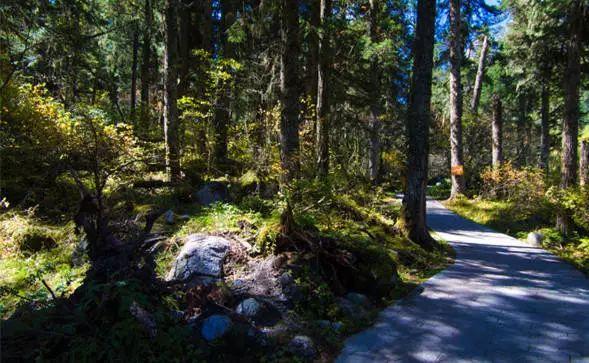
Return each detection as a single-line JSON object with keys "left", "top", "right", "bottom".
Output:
{"left": 293, "top": 265, "right": 339, "bottom": 321}
{"left": 480, "top": 162, "right": 548, "bottom": 212}
{"left": 1, "top": 82, "right": 142, "bottom": 215}
{"left": 428, "top": 178, "right": 451, "bottom": 200}
{"left": 176, "top": 202, "right": 264, "bottom": 236}
{"left": 0, "top": 211, "right": 88, "bottom": 318}
{"left": 546, "top": 186, "right": 589, "bottom": 232}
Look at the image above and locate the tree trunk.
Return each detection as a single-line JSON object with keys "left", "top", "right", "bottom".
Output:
{"left": 470, "top": 35, "right": 488, "bottom": 114}
{"left": 400, "top": 0, "right": 437, "bottom": 251}
{"left": 516, "top": 94, "right": 527, "bottom": 167}
{"left": 580, "top": 140, "right": 589, "bottom": 186}
{"left": 196, "top": 1, "right": 213, "bottom": 157}
{"left": 491, "top": 94, "right": 503, "bottom": 168}
{"left": 280, "top": 0, "right": 301, "bottom": 184}
{"left": 164, "top": 0, "right": 181, "bottom": 183}
{"left": 367, "top": 0, "right": 381, "bottom": 183}
{"left": 307, "top": 0, "right": 319, "bottom": 121}
{"left": 556, "top": 0, "right": 581, "bottom": 236}
{"left": 212, "top": 0, "right": 236, "bottom": 170}
{"left": 140, "top": 0, "right": 153, "bottom": 131}
{"left": 449, "top": 0, "right": 465, "bottom": 198}
{"left": 539, "top": 83, "right": 550, "bottom": 171}
{"left": 178, "top": 1, "right": 193, "bottom": 96}
{"left": 316, "top": 0, "right": 331, "bottom": 177}
{"left": 130, "top": 27, "right": 139, "bottom": 122}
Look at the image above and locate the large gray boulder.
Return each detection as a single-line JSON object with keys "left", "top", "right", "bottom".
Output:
{"left": 201, "top": 314, "right": 232, "bottom": 341}
{"left": 166, "top": 234, "right": 231, "bottom": 282}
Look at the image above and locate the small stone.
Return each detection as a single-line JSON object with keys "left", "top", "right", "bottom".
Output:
{"left": 236, "top": 298, "right": 263, "bottom": 318}
{"left": 288, "top": 335, "right": 317, "bottom": 359}
{"left": 164, "top": 209, "right": 175, "bottom": 224}
{"left": 527, "top": 232, "right": 544, "bottom": 246}
{"left": 201, "top": 314, "right": 232, "bottom": 341}
{"left": 177, "top": 214, "right": 191, "bottom": 221}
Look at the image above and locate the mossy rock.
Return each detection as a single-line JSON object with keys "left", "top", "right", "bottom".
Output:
{"left": 339, "top": 241, "right": 399, "bottom": 297}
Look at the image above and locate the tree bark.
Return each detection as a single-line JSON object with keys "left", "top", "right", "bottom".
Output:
{"left": 316, "top": 0, "right": 331, "bottom": 177}
{"left": 164, "top": 0, "right": 181, "bottom": 183}
{"left": 400, "top": 0, "right": 437, "bottom": 250}
{"left": 131, "top": 27, "right": 139, "bottom": 122}
{"left": 178, "top": 1, "right": 193, "bottom": 96}
{"left": 556, "top": 0, "right": 581, "bottom": 235}
{"left": 516, "top": 94, "right": 528, "bottom": 167}
{"left": 140, "top": 0, "right": 153, "bottom": 131}
{"left": 470, "top": 35, "right": 488, "bottom": 114}
{"left": 539, "top": 83, "right": 550, "bottom": 171}
{"left": 491, "top": 94, "right": 503, "bottom": 168}
{"left": 367, "top": 0, "right": 381, "bottom": 183}
{"left": 449, "top": 0, "right": 465, "bottom": 198}
{"left": 196, "top": 1, "right": 213, "bottom": 157}
{"left": 307, "top": 0, "right": 319, "bottom": 119}
{"left": 580, "top": 140, "right": 589, "bottom": 186}
{"left": 280, "top": 0, "right": 301, "bottom": 184}
{"left": 212, "top": 0, "right": 236, "bottom": 170}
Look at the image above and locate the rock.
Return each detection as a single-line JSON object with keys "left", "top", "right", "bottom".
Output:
{"left": 236, "top": 298, "right": 263, "bottom": 318}
{"left": 345, "top": 292, "right": 370, "bottom": 307}
{"left": 130, "top": 302, "right": 157, "bottom": 338}
{"left": 164, "top": 209, "right": 175, "bottom": 224}
{"left": 166, "top": 234, "right": 231, "bottom": 282}
{"left": 194, "top": 182, "right": 229, "bottom": 206}
{"left": 201, "top": 314, "right": 232, "bottom": 341}
{"left": 177, "top": 214, "right": 190, "bottom": 221}
{"left": 235, "top": 297, "right": 281, "bottom": 326}
{"left": 337, "top": 297, "right": 369, "bottom": 321}
{"left": 527, "top": 232, "right": 544, "bottom": 246}
{"left": 288, "top": 335, "right": 317, "bottom": 359}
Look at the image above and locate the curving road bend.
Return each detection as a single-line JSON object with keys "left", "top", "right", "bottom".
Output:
{"left": 337, "top": 200, "right": 589, "bottom": 363}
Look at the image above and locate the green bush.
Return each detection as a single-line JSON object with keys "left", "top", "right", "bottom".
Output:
{"left": 427, "top": 178, "right": 451, "bottom": 200}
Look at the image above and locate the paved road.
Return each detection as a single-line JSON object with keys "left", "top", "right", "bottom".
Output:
{"left": 337, "top": 200, "right": 589, "bottom": 363}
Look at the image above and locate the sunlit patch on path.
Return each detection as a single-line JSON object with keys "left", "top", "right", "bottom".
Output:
{"left": 338, "top": 200, "right": 589, "bottom": 362}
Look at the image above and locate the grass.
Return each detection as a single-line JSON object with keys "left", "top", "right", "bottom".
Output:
{"left": 444, "top": 197, "right": 589, "bottom": 275}
{"left": 0, "top": 211, "right": 88, "bottom": 318}
{"left": 1, "top": 182, "right": 456, "bottom": 361}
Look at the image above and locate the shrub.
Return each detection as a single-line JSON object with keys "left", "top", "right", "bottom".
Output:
{"left": 480, "top": 162, "right": 547, "bottom": 212}
{"left": 545, "top": 186, "right": 589, "bottom": 232}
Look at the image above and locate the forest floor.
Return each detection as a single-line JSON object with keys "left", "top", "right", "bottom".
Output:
{"left": 337, "top": 200, "right": 589, "bottom": 362}
{"left": 0, "top": 181, "right": 454, "bottom": 361}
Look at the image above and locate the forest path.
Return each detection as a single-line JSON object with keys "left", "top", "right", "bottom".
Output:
{"left": 337, "top": 200, "right": 589, "bottom": 362}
